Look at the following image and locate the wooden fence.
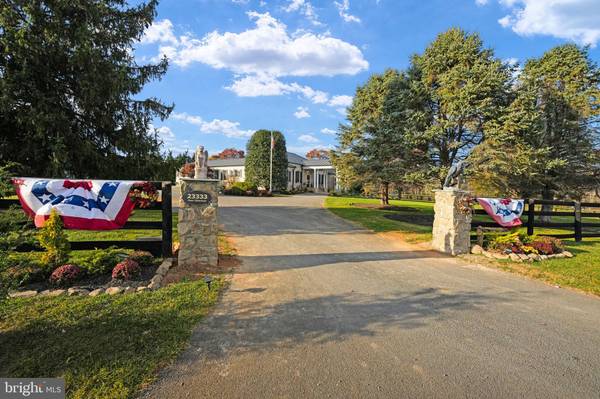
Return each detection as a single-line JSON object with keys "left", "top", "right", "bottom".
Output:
{"left": 472, "top": 199, "right": 600, "bottom": 242}
{"left": 0, "top": 181, "right": 173, "bottom": 257}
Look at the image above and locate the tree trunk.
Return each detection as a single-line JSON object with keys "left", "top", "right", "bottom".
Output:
{"left": 380, "top": 183, "right": 389, "bottom": 206}
{"left": 541, "top": 185, "right": 553, "bottom": 223}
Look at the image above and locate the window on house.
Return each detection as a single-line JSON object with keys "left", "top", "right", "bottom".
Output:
{"left": 295, "top": 171, "right": 301, "bottom": 184}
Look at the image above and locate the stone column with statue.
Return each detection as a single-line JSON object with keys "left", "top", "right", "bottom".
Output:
{"left": 177, "top": 146, "right": 219, "bottom": 268}
{"left": 432, "top": 160, "right": 473, "bottom": 255}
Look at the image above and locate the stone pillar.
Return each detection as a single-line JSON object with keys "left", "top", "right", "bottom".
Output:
{"left": 177, "top": 178, "right": 219, "bottom": 268}
{"left": 432, "top": 188, "right": 472, "bottom": 255}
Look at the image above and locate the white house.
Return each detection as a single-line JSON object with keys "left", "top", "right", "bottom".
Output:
{"left": 207, "top": 152, "right": 337, "bottom": 192}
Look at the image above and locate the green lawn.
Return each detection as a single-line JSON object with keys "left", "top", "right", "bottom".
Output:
{"left": 325, "top": 195, "right": 600, "bottom": 296}
{"left": 324, "top": 196, "right": 435, "bottom": 243}
{"left": 65, "top": 210, "right": 179, "bottom": 242}
{"left": 0, "top": 279, "right": 224, "bottom": 399}
{"left": 484, "top": 239, "right": 600, "bottom": 296}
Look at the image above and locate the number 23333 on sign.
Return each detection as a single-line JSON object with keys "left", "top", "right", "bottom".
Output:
{"left": 184, "top": 191, "right": 212, "bottom": 205}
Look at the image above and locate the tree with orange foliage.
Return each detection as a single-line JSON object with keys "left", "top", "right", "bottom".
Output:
{"left": 215, "top": 148, "right": 244, "bottom": 159}
{"left": 305, "top": 149, "right": 330, "bottom": 160}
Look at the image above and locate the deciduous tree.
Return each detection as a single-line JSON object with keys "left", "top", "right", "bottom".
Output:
{"left": 305, "top": 149, "right": 330, "bottom": 160}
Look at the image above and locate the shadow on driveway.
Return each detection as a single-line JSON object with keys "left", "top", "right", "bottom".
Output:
{"left": 236, "top": 250, "right": 446, "bottom": 273}
{"left": 185, "top": 287, "right": 510, "bottom": 362}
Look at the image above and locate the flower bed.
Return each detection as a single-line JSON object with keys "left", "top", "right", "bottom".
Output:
{"left": 471, "top": 231, "right": 573, "bottom": 262}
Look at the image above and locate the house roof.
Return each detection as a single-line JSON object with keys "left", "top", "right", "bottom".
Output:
{"left": 206, "top": 152, "right": 331, "bottom": 167}
{"left": 207, "top": 157, "right": 245, "bottom": 167}
{"left": 303, "top": 158, "right": 332, "bottom": 167}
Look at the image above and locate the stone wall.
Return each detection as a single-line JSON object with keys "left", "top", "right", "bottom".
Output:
{"left": 178, "top": 178, "right": 219, "bottom": 268}
{"left": 432, "top": 189, "right": 472, "bottom": 255}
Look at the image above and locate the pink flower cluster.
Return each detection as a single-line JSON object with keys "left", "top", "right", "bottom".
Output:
{"left": 111, "top": 259, "right": 141, "bottom": 280}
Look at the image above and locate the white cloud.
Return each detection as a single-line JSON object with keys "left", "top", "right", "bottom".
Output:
{"left": 475, "top": 0, "right": 489, "bottom": 5}
{"left": 294, "top": 107, "right": 311, "bottom": 119}
{"left": 155, "top": 126, "right": 176, "bottom": 142}
{"left": 284, "top": 0, "right": 322, "bottom": 26}
{"left": 140, "top": 19, "right": 178, "bottom": 45}
{"left": 298, "top": 134, "right": 320, "bottom": 143}
{"left": 321, "top": 128, "right": 337, "bottom": 135}
{"left": 489, "top": 0, "right": 600, "bottom": 46}
{"left": 152, "top": 12, "right": 368, "bottom": 76}
{"left": 226, "top": 75, "right": 329, "bottom": 104}
{"left": 171, "top": 112, "right": 253, "bottom": 138}
{"left": 334, "top": 0, "right": 361, "bottom": 23}
{"left": 226, "top": 75, "right": 352, "bottom": 112}
{"left": 328, "top": 94, "right": 353, "bottom": 107}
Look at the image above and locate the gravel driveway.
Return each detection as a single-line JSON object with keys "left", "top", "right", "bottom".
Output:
{"left": 143, "top": 194, "right": 600, "bottom": 399}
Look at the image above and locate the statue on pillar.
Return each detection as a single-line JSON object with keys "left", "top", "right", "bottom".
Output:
{"left": 194, "top": 145, "right": 209, "bottom": 179}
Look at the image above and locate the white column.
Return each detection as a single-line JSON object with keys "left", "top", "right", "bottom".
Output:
{"left": 325, "top": 170, "right": 328, "bottom": 192}
{"left": 313, "top": 168, "right": 317, "bottom": 191}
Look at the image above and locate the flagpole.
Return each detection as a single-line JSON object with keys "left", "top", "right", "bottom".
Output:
{"left": 269, "top": 131, "right": 273, "bottom": 193}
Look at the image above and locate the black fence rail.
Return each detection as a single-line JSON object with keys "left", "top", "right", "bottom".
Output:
{"left": 471, "top": 198, "right": 600, "bottom": 242}
{"left": 0, "top": 181, "right": 173, "bottom": 257}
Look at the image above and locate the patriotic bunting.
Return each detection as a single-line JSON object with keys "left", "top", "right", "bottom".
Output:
{"left": 12, "top": 178, "right": 143, "bottom": 230}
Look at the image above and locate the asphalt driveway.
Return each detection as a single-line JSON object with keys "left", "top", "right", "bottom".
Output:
{"left": 144, "top": 194, "right": 600, "bottom": 399}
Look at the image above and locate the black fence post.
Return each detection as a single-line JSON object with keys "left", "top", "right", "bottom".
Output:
{"left": 527, "top": 199, "right": 535, "bottom": 236}
{"left": 574, "top": 201, "right": 582, "bottom": 242}
{"left": 161, "top": 181, "right": 173, "bottom": 257}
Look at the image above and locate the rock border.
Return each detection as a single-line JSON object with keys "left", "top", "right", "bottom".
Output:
{"left": 8, "top": 258, "right": 174, "bottom": 299}
{"left": 470, "top": 245, "right": 573, "bottom": 262}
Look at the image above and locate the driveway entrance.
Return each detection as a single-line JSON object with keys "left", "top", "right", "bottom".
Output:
{"left": 145, "top": 194, "right": 600, "bottom": 398}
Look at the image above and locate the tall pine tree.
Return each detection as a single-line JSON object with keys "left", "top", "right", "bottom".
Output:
{"left": 0, "top": 0, "right": 172, "bottom": 178}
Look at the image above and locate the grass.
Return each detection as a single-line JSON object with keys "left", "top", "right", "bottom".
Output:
{"left": 0, "top": 278, "right": 225, "bottom": 399}
{"left": 65, "top": 210, "right": 179, "bottom": 242}
{"left": 326, "top": 195, "right": 600, "bottom": 296}
{"left": 325, "top": 196, "right": 434, "bottom": 243}
{"left": 478, "top": 239, "right": 600, "bottom": 296}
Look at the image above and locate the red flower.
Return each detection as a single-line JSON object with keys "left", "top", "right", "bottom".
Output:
{"left": 112, "top": 259, "right": 141, "bottom": 280}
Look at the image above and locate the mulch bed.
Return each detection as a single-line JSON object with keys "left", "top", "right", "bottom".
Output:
{"left": 23, "top": 263, "right": 159, "bottom": 292}
{"left": 161, "top": 254, "right": 239, "bottom": 285}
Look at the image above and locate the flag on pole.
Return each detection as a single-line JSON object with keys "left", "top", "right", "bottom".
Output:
{"left": 477, "top": 198, "right": 525, "bottom": 228}
{"left": 12, "top": 178, "right": 141, "bottom": 230}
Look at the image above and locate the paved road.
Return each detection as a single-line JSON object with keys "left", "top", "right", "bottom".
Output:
{"left": 144, "top": 195, "right": 600, "bottom": 399}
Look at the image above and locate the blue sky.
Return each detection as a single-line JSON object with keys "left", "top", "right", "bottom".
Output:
{"left": 134, "top": 0, "right": 600, "bottom": 158}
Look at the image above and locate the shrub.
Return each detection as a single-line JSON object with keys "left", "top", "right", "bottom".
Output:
{"left": 79, "top": 248, "right": 127, "bottom": 276}
{"left": 223, "top": 181, "right": 258, "bottom": 196}
{"left": 127, "top": 250, "right": 155, "bottom": 267}
{"left": 530, "top": 240, "right": 554, "bottom": 255}
{"left": 0, "top": 205, "right": 33, "bottom": 234}
{"left": 38, "top": 209, "right": 70, "bottom": 267}
{"left": 49, "top": 264, "right": 82, "bottom": 287}
{"left": 531, "top": 236, "right": 564, "bottom": 254}
{"left": 112, "top": 259, "right": 141, "bottom": 280}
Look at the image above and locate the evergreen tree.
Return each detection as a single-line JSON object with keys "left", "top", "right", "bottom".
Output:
{"left": 410, "top": 28, "right": 512, "bottom": 185}
{"left": 470, "top": 45, "right": 600, "bottom": 200}
{"left": 0, "top": 0, "right": 172, "bottom": 179}
{"left": 333, "top": 69, "right": 430, "bottom": 204}
{"left": 245, "top": 130, "right": 287, "bottom": 191}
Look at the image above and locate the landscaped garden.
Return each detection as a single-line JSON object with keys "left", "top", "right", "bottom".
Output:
{"left": 325, "top": 195, "right": 600, "bottom": 296}
{"left": 0, "top": 200, "right": 233, "bottom": 398}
